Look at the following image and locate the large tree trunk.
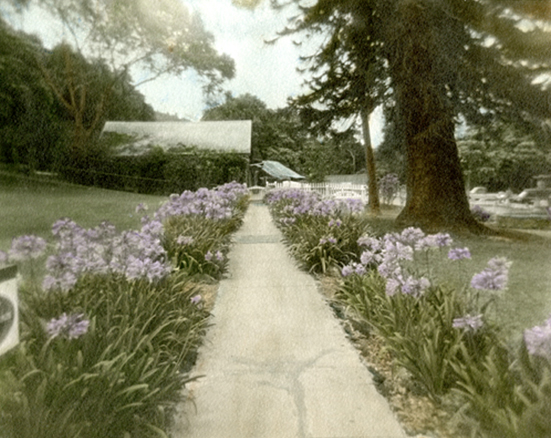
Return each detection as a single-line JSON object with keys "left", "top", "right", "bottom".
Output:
{"left": 386, "top": 0, "right": 487, "bottom": 233}
{"left": 361, "top": 106, "right": 381, "bottom": 215}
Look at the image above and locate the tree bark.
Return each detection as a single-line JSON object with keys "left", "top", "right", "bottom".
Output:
{"left": 361, "top": 106, "right": 381, "bottom": 215}
{"left": 386, "top": 0, "right": 487, "bottom": 233}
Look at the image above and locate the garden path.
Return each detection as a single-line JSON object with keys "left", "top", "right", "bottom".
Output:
{"left": 171, "top": 203, "right": 407, "bottom": 438}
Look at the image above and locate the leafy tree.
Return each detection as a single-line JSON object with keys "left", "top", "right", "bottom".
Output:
{"left": 0, "top": 18, "right": 62, "bottom": 170}
{"left": 248, "top": 0, "right": 551, "bottom": 232}
{"left": 5, "top": 0, "right": 235, "bottom": 157}
{"left": 458, "top": 124, "right": 551, "bottom": 192}
{"left": 202, "top": 93, "right": 310, "bottom": 166}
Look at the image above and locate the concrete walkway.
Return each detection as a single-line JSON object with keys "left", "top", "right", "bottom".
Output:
{"left": 172, "top": 204, "right": 407, "bottom": 438}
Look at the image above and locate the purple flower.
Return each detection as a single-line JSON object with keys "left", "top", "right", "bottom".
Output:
{"left": 470, "top": 269, "right": 508, "bottom": 291}
{"left": 524, "top": 317, "right": 551, "bottom": 361}
{"left": 341, "top": 265, "right": 354, "bottom": 277}
{"left": 353, "top": 262, "right": 366, "bottom": 276}
{"left": 471, "top": 205, "right": 491, "bottom": 222}
{"left": 448, "top": 247, "right": 472, "bottom": 261}
{"left": 357, "top": 236, "right": 382, "bottom": 250}
{"left": 9, "top": 235, "right": 47, "bottom": 261}
{"left": 399, "top": 227, "right": 425, "bottom": 245}
{"left": 470, "top": 257, "right": 511, "bottom": 291}
{"left": 215, "top": 250, "right": 224, "bottom": 262}
{"left": 453, "top": 314, "right": 484, "bottom": 331}
{"left": 383, "top": 240, "right": 413, "bottom": 262}
{"left": 401, "top": 276, "right": 430, "bottom": 297}
{"left": 190, "top": 295, "right": 202, "bottom": 305}
{"left": 125, "top": 256, "right": 171, "bottom": 283}
{"left": 46, "top": 313, "right": 90, "bottom": 339}
{"left": 414, "top": 233, "right": 451, "bottom": 251}
{"left": 329, "top": 219, "right": 342, "bottom": 227}
{"left": 204, "top": 251, "right": 213, "bottom": 261}
{"left": 385, "top": 277, "right": 402, "bottom": 296}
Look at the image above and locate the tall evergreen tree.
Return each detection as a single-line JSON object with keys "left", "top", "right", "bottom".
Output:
{"left": 281, "top": 0, "right": 386, "bottom": 213}
{"left": 264, "top": 0, "right": 551, "bottom": 232}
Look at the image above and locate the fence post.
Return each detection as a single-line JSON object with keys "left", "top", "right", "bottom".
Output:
{"left": 0, "top": 265, "right": 19, "bottom": 357}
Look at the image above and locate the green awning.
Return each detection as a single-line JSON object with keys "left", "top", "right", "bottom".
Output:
{"left": 252, "top": 160, "right": 305, "bottom": 180}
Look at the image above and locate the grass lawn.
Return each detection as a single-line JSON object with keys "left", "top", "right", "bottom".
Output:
{"left": 0, "top": 173, "right": 167, "bottom": 251}
{"left": 370, "top": 205, "right": 551, "bottom": 339}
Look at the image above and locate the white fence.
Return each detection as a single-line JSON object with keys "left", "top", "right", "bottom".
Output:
{"left": 266, "top": 181, "right": 408, "bottom": 205}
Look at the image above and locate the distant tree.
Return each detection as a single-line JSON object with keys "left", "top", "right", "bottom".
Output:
{"left": 457, "top": 124, "right": 551, "bottom": 192}
{"left": 5, "top": 0, "right": 235, "bottom": 157}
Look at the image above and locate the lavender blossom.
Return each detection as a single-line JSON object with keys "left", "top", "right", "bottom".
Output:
{"left": 357, "top": 236, "right": 382, "bottom": 250}
{"left": 328, "top": 219, "right": 342, "bottom": 227}
{"left": 215, "top": 250, "right": 224, "bottom": 262}
{"left": 401, "top": 276, "right": 431, "bottom": 297}
{"left": 9, "top": 235, "right": 47, "bottom": 261}
{"left": 385, "top": 277, "right": 402, "bottom": 296}
{"left": 470, "top": 257, "right": 511, "bottom": 291}
{"left": 399, "top": 227, "right": 425, "bottom": 246}
{"left": 341, "top": 265, "right": 354, "bottom": 277}
{"left": 524, "top": 316, "right": 551, "bottom": 361}
{"left": 453, "top": 314, "right": 484, "bottom": 331}
{"left": 448, "top": 247, "right": 472, "bottom": 261}
{"left": 46, "top": 313, "right": 90, "bottom": 339}
{"left": 414, "top": 233, "right": 452, "bottom": 251}
{"left": 319, "top": 236, "right": 337, "bottom": 245}
{"left": 204, "top": 251, "right": 213, "bottom": 261}
{"left": 190, "top": 295, "right": 202, "bottom": 305}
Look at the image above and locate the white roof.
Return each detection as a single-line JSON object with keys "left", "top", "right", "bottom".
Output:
{"left": 102, "top": 120, "right": 252, "bottom": 155}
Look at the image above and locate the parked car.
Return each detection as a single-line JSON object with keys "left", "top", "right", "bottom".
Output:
{"left": 469, "top": 186, "right": 487, "bottom": 195}
{"left": 511, "top": 188, "right": 551, "bottom": 204}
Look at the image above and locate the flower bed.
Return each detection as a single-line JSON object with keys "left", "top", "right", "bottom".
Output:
{"left": 267, "top": 188, "right": 551, "bottom": 438}
{"left": 0, "top": 182, "right": 249, "bottom": 438}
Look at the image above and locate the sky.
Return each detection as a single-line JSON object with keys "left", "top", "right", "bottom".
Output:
{"left": 5, "top": 0, "right": 384, "bottom": 145}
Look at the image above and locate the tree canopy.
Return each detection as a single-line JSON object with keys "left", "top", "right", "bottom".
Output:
{"left": 3, "top": 0, "right": 235, "bottom": 156}
{"left": 265, "top": 0, "right": 551, "bottom": 232}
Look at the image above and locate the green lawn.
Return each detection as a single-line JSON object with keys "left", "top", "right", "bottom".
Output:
{"left": 0, "top": 173, "right": 167, "bottom": 251}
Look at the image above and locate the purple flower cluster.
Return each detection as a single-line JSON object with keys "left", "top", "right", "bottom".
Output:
{"left": 8, "top": 235, "right": 47, "bottom": 262}
{"left": 524, "top": 316, "right": 551, "bottom": 361}
{"left": 343, "top": 227, "right": 474, "bottom": 298}
{"left": 266, "top": 188, "right": 364, "bottom": 220}
{"left": 470, "top": 257, "right": 511, "bottom": 292}
{"left": 471, "top": 205, "right": 492, "bottom": 222}
{"left": 42, "top": 216, "right": 171, "bottom": 291}
{"left": 319, "top": 236, "right": 337, "bottom": 245}
{"left": 46, "top": 313, "right": 90, "bottom": 339}
{"left": 453, "top": 314, "right": 484, "bottom": 331}
{"left": 155, "top": 183, "right": 248, "bottom": 222}
{"left": 448, "top": 247, "right": 472, "bottom": 261}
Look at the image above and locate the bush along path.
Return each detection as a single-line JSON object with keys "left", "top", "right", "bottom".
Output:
{"left": 171, "top": 202, "right": 407, "bottom": 438}
{"left": 0, "top": 182, "right": 249, "bottom": 438}
{"left": 266, "top": 188, "right": 551, "bottom": 438}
